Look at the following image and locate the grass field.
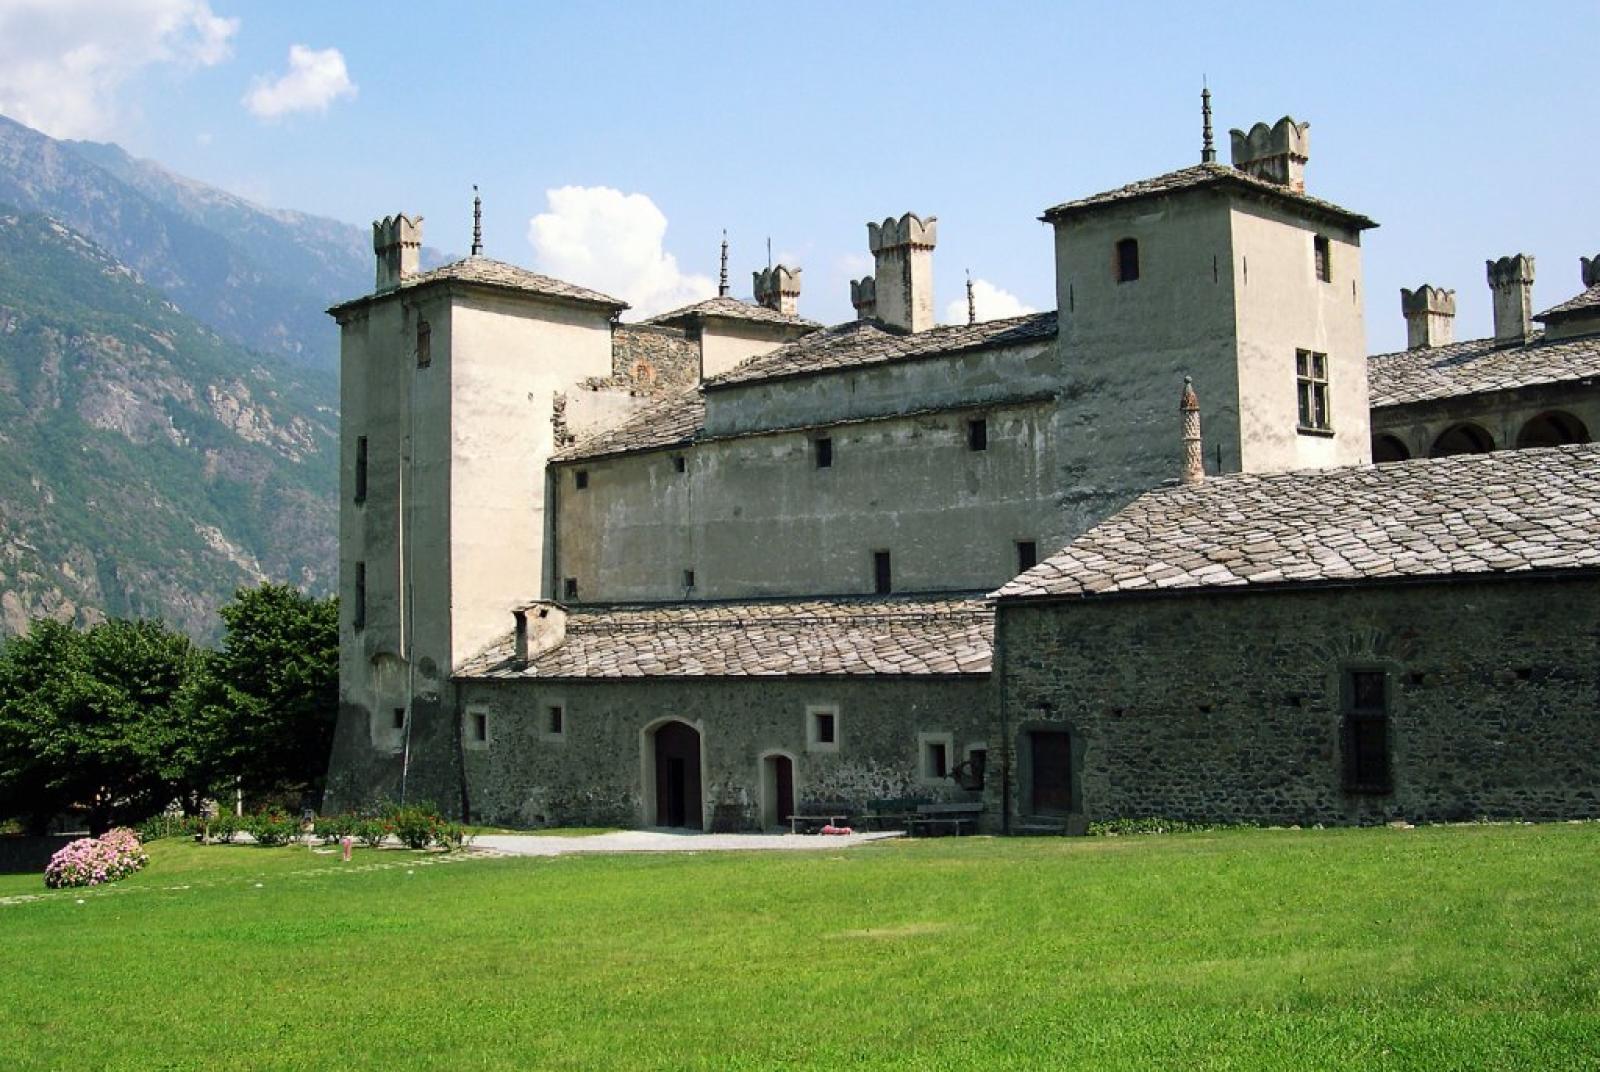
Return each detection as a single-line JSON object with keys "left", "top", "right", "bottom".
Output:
{"left": 3, "top": 824, "right": 1598, "bottom": 1070}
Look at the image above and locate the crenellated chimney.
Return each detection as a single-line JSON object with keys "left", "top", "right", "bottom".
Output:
{"left": 1229, "top": 117, "right": 1310, "bottom": 192}
{"left": 1583, "top": 255, "right": 1600, "bottom": 289}
{"left": 753, "top": 265, "right": 802, "bottom": 316}
{"left": 850, "top": 275, "right": 876, "bottom": 321}
{"left": 867, "top": 213, "right": 937, "bottom": 332}
{"left": 1180, "top": 377, "right": 1203, "bottom": 486}
{"left": 373, "top": 213, "right": 423, "bottom": 293}
{"left": 1486, "top": 254, "right": 1535, "bottom": 343}
{"left": 1401, "top": 285, "right": 1456, "bottom": 350}
{"left": 511, "top": 601, "right": 567, "bottom": 668}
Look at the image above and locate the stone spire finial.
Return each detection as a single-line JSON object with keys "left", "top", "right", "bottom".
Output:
{"left": 966, "top": 270, "right": 976, "bottom": 325}
{"left": 1180, "top": 377, "right": 1203, "bottom": 486}
{"left": 1201, "top": 82, "right": 1216, "bottom": 164}
{"left": 471, "top": 185, "right": 483, "bottom": 257}
{"left": 718, "top": 231, "right": 729, "bottom": 297}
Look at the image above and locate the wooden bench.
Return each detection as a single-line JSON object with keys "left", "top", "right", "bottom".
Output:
{"left": 906, "top": 802, "right": 983, "bottom": 837}
{"left": 858, "top": 797, "right": 927, "bottom": 832}
{"left": 789, "top": 804, "right": 853, "bottom": 835}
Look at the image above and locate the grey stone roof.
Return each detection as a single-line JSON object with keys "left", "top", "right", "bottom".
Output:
{"left": 456, "top": 594, "right": 994, "bottom": 679}
{"left": 1041, "top": 162, "right": 1377, "bottom": 230}
{"left": 1368, "top": 331, "right": 1600, "bottom": 407}
{"left": 1536, "top": 283, "right": 1600, "bottom": 323}
{"left": 551, "top": 385, "right": 703, "bottom": 461}
{"left": 646, "top": 296, "right": 821, "bottom": 329}
{"left": 703, "top": 311, "right": 1058, "bottom": 390}
{"left": 329, "top": 256, "right": 627, "bottom": 314}
{"left": 994, "top": 444, "right": 1600, "bottom": 601}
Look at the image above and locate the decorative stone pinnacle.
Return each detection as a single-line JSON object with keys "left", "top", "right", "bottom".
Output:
{"left": 471, "top": 185, "right": 483, "bottom": 257}
{"left": 1201, "top": 83, "right": 1216, "bottom": 164}
{"left": 1181, "top": 377, "right": 1204, "bottom": 486}
{"left": 966, "top": 271, "right": 976, "bottom": 325}
{"left": 718, "top": 231, "right": 729, "bottom": 297}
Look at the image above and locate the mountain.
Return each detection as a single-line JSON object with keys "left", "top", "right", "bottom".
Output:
{"left": 0, "top": 113, "right": 446, "bottom": 370}
{"left": 0, "top": 208, "right": 338, "bottom": 640}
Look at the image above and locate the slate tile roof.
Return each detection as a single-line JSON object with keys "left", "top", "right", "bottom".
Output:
{"left": 329, "top": 256, "right": 627, "bottom": 314}
{"left": 551, "top": 385, "right": 703, "bottom": 461}
{"left": 703, "top": 311, "right": 1058, "bottom": 389}
{"left": 647, "top": 295, "right": 821, "bottom": 329}
{"left": 1536, "top": 283, "right": 1600, "bottom": 323}
{"left": 1040, "top": 162, "right": 1377, "bottom": 230}
{"left": 993, "top": 444, "right": 1600, "bottom": 601}
{"left": 1368, "top": 331, "right": 1600, "bottom": 407}
{"left": 456, "top": 594, "right": 994, "bottom": 679}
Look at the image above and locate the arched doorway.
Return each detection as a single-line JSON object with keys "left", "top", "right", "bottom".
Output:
{"left": 759, "top": 753, "right": 796, "bottom": 830}
{"left": 1371, "top": 434, "right": 1410, "bottom": 463}
{"left": 1516, "top": 411, "right": 1589, "bottom": 448}
{"left": 648, "top": 721, "right": 702, "bottom": 829}
{"left": 1430, "top": 422, "right": 1494, "bottom": 458}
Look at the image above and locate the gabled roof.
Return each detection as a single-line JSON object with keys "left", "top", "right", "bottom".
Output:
{"left": 703, "top": 311, "right": 1058, "bottom": 390}
{"left": 551, "top": 385, "right": 703, "bottom": 462}
{"left": 647, "top": 295, "right": 821, "bottom": 329}
{"left": 1040, "top": 162, "right": 1377, "bottom": 230}
{"left": 993, "top": 445, "right": 1600, "bottom": 602}
{"left": 1368, "top": 331, "right": 1600, "bottom": 407}
{"left": 1536, "top": 283, "right": 1600, "bottom": 323}
{"left": 456, "top": 594, "right": 994, "bottom": 679}
{"left": 328, "top": 256, "right": 627, "bottom": 315}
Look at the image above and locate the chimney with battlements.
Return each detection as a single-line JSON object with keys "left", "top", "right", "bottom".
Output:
{"left": 850, "top": 276, "right": 876, "bottom": 320}
{"left": 373, "top": 214, "right": 423, "bottom": 293}
{"left": 753, "top": 265, "right": 802, "bottom": 316}
{"left": 1487, "top": 254, "right": 1535, "bottom": 342}
{"left": 1401, "top": 285, "right": 1455, "bottom": 350}
{"left": 1229, "top": 117, "right": 1310, "bottom": 192}
{"left": 867, "top": 213, "right": 937, "bottom": 332}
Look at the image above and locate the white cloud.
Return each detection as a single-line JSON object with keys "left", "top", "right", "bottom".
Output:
{"left": 0, "top": 0, "right": 237, "bottom": 138}
{"left": 944, "top": 278, "right": 1037, "bottom": 324}
{"left": 243, "top": 45, "right": 356, "bottom": 120}
{"left": 527, "top": 186, "right": 715, "bottom": 318}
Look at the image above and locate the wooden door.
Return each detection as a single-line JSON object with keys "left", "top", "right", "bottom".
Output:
{"left": 1030, "top": 731, "right": 1073, "bottom": 815}
{"left": 653, "top": 721, "right": 702, "bottom": 828}
{"left": 773, "top": 756, "right": 794, "bottom": 826}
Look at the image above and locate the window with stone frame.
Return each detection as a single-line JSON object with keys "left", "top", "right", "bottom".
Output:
{"left": 1342, "top": 668, "right": 1392, "bottom": 793}
{"left": 806, "top": 705, "right": 840, "bottom": 753}
{"left": 1296, "top": 349, "right": 1331, "bottom": 432}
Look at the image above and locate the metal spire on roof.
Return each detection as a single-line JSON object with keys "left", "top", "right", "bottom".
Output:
{"left": 966, "top": 270, "right": 976, "bottom": 325}
{"left": 766, "top": 236, "right": 772, "bottom": 270}
{"left": 471, "top": 185, "right": 483, "bottom": 256}
{"left": 718, "top": 230, "right": 729, "bottom": 297}
{"left": 1201, "top": 80, "right": 1216, "bottom": 164}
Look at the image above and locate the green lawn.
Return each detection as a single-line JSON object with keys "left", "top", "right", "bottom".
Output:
{"left": 3, "top": 825, "right": 1598, "bottom": 1070}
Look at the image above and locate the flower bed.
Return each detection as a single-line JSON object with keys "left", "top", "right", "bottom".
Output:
{"left": 43, "top": 828, "right": 150, "bottom": 889}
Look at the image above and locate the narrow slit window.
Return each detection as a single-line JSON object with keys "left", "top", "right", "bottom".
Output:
{"left": 967, "top": 418, "right": 988, "bottom": 451}
{"left": 673, "top": 455, "right": 686, "bottom": 474}
{"left": 547, "top": 705, "right": 564, "bottom": 735}
{"left": 353, "top": 562, "right": 366, "bottom": 630}
{"left": 416, "top": 319, "right": 431, "bottom": 368}
{"left": 1115, "top": 238, "right": 1140, "bottom": 283}
{"left": 1314, "top": 235, "right": 1332, "bottom": 283}
{"left": 1017, "top": 540, "right": 1038, "bottom": 572}
{"left": 682, "top": 569, "right": 696, "bottom": 590}
{"left": 354, "top": 436, "right": 368, "bottom": 503}
{"left": 873, "top": 551, "right": 892, "bottom": 595}
{"left": 473, "top": 713, "right": 488, "bottom": 742}
{"left": 814, "top": 437, "right": 833, "bottom": 469}
{"left": 393, "top": 707, "right": 405, "bottom": 730}
{"left": 574, "top": 470, "right": 589, "bottom": 490}
{"left": 1296, "top": 349, "right": 1331, "bottom": 432}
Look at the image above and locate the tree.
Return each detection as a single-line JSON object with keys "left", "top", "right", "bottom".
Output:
{"left": 208, "top": 584, "right": 338, "bottom": 799}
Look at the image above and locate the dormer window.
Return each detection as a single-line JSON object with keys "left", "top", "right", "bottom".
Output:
{"left": 1115, "top": 238, "right": 1140, "bottom": 283}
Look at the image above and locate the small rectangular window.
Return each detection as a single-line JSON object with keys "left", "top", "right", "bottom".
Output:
{"left": 393, "top": 707, "right": 405, "bottom": 730}
{"left": 562, "top": 577, "right": 578, "bottom": 601}
{"left": 966, "top": 748, "right": 987, "bottom": 790}
{"left": 814, "top": 437, "right": 833, "bottom": 469}
{"left": 807, "top": 706, "right": 840, "bottom": 752}
{"left": 1296, "top": 349, "right": 1331, "bottom": 432}
{"left": 473, "top": 712, "right": 488, "bottom": 742}
{"left": 815, "top": 712, "right": 835, "bottom": 744}
{"left": 354, "top": 436, "right": 368, "bottom": 504}
{"left": 1017, "top": 540, "right": 1038, "bottom": 572}
{"left": 574, "top": 470, "right": 589, "bottom": 490}
{"left": 1342, "top": 669, "right": 1391, "bottom": 792}
{"left": 1116, "top": 237, "right": 1140, "bottom": 283}
{"left": 873, "top": 551, "right": 892, "bottom": 595}
{"left": 673, "top": 455, "right": 686, "bottom": 474}
{"left": 682, "top": 569, "right": 696, "bottom": 589}
{"left": 1314, "top": 235, "right": 1332, "bottom": 283}
{"left": 926, "top": 741, "right": 947, "bottom": 779}
{"left": 547, "top": 705, "right": 564, "bottom": 735}
{"left": 416, "top": 319, "right": 432, "bottom": 368}
{"left": 354, "top": 561, "right": 366, "bottom": 630}
{"left": 967, "top": 418, "right": 988, "bottom": 452}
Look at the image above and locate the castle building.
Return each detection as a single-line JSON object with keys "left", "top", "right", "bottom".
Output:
{"left": 323, "top": 102, "right": 1600, "bottom": 832}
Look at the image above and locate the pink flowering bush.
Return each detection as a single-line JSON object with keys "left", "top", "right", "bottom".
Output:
{"left": 43, "top": 827, "right": 150, "bottom": 889}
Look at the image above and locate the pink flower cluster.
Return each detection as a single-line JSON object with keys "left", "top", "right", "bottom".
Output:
{"left": 44, "top": 827, "right": 150, "bottom": 889}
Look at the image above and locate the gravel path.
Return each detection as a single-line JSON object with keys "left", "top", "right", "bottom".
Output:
{"left": 474, "top": 830, "right": 903, "bottom": 856}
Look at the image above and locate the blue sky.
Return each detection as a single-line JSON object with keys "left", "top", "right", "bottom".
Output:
{"left": 1, "top": 0, "right": 1595, "bottom": 350}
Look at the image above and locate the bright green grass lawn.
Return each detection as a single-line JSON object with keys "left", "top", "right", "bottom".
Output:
{"left": 3, "top": 825, "right": 1599, "bottom": 1071}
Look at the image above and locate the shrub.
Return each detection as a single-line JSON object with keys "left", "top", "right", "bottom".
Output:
{"left": 1087, "top": 817, "right": 1254, "bottom": 837}
{"left": 388, "top": 804, "right": 444, "bottom": 850}
{"left": 245, "top": 810, "right": 300, "bottom": 847}
{"left": 207, "top": 814, "right": 240, "bottom": 844}
{"left": 136, "top": 814, "right": 194, "bottom": 842}
{"left": 434, "top": 821, "right": 471, "bottom": 852}
{"left": 315, "top": 813, "right": 357, "bottom": 845}
{"left": 355, "top": 816, "right": 391, "bottom": 849}
{"left": 44, "top": 828, "right": 149, "bottom": 889}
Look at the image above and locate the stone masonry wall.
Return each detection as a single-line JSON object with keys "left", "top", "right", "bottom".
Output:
{"left": 989, "top": 575, "right": 1600, "bottom": 829}
{"left": 457, "top": 675, "right": 992, "bottom": 829}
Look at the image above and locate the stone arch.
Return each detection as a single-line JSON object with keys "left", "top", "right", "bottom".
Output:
{"left": 640, "top": 717, "right": 705, "bottom": 830}
{"left": 1429, "top": 422, "right": 1494, "bottom": 458}
{"left": 757, "top": 749, "right": 799, "bottom": 831}
{"left": 1515, "top": 410, "right": 1590, "bottom": 449}
{"left": 1371, "top": 434, "right": 1411, "bottom": 463}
